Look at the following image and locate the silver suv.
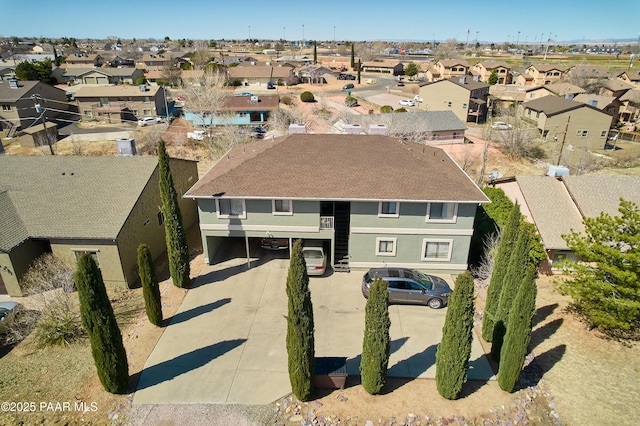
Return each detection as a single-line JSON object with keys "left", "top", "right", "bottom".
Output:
{"left": 362, "top": 267, "right": 451, "bottom": 309}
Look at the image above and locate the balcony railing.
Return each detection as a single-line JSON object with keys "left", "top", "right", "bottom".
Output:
{"left": 320, "top": 216, "right": 334, "bottom": 230}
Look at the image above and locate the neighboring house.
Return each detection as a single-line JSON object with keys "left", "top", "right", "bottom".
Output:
{"left": 65, "top": 53, "right": 105, "bottom": 67}
{"left": 139, "top": 53, "right": 173, "bottom": 69}
{"left": 518, "top": 96, "right": 613, "bottom": 166}
{"left": 598, "top": 78, "right": 633, "bottom": 98}
{"left": 227, "top": 65, "right": 295, "bottom": 86}
{"left": 0, "top": 79, "right": 69, "bottom": 137}
{"left": 617, "top": 70, "right": 640, "bottom": 89}
{"left": 426, "top": 60, "right": 470, "bottom": 82}
{"left": 15, "top": 122, "right": 58, "bottom": 149}
{"left": 360, "top": 60, "right": 404, "bottom": 76}
{"left": 275, "top": 55, "right": 312, "bottom": 64}
{"left": 519, "top": 64, "right": 565, "bottom": 86}
{"left": 296, "top": 65, "right": 335, "bottom": 84}
{"left": 184, "top": 134, "right": 489, "bottom": 274}
{"left": 184, "top": 94, "right": 279, "bottom": 126}
{"left": 573, "top": 94, "right": 621, "bottom": 126}
{"left": 107, "top": 56, "right": 136, "bottom": 68}
{"left": 347, "top": 111, "right": 467, "bottom": 145}
{"left": 497, "top": 175, "right": 640, "bottom": 272}
{"left": 317, "top": 56, "right": 352, "bottom": 71}
{"left": 74, "top": 84, "right": 168, "bottom": 123}
{"left": 0, "top": 156, "right": 199, "bottom": 297}
{"left": 53, "top": 67, "right": 144, "bottom": 85}
{"left": 536, "top": 82, "right": 586, "bottom": 99}
{"left": 418, "top": 76, "right": 490, "bottom": 123}
{"left": 12, "top": 53, "right": 57, "bottom": 63}
{"left": 514, "top": 72, "right": 535, "bottom": 86}
{"left": 0, "top": 67, "right": 16, "bottom": 80}
{"left": 471, "top": 61, "right": 511, "bottom": 84}
{"left": 618, "top": 89, "right": 640, "bottom": 123}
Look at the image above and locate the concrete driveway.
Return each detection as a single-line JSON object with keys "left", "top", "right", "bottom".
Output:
{"left": 133, "top": 250, "right": 494, "bottom": 406}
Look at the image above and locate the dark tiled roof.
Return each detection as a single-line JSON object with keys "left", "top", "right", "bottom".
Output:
{"left": 521, "top": 96, "right": 586, "bottom": 116}
{"left": 0, "top": 156, "right": 159, "bottom": 251}
{"left": 185, "top": 134, "right": 488, "bottom": 203}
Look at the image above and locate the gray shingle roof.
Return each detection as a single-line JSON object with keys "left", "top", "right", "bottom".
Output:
{"left": 0, "top": 80, "right": 39, "bottom": 103}
{"left": 563, "top": 176, "right": 640, "bottom": 218}
{"left": 0, "top": 156, "right": 159, "bottom": 251}
{"left": 185, "top": 134, "right": 488, "bottom": 203}
{"left": 349, "top": 111, "right": 467, "bottom": 133}
{"left": 517, "top": 176, "right": 584, "bottom": 250}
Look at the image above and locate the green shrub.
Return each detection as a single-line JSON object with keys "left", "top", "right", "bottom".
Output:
{"left": 394, "top": 107, "right": 407, "bottom": 113}
{"left": 33, "top": 310, "right": 82, "bottom": 347}
{"left": 360, "top": 277, "right": 391, "bottom": 394}
{"left": 380, "top": 105, "right": 393, "bottom": 113}
{"left": 135, "top": 76, "right": 147, "bottom": 85}
{"left": 231, "top": 78, "right": 242, "bottom": 86}
{"left": 345, "top": 96, "right": 358, "bottom": 107}
{"left": 300, "top": 91, "right": 315, "bottom": 102}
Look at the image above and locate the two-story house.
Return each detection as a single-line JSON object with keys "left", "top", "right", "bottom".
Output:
{"left": 426, "top": 60, "right": 470, "bottom": 82}
{"left": 74, "top": 84, "right": 168, "bottom": 123}
{"left": 471, "top": 61, "right": 511, "bottom": 84}
{"left": 573, "top": 94, "right": 621, "bottom": 126}
{"left": 0, "top": 78, "right": 69, "bottom": 137}
{"left": 618, "top": 89, "right": 640, "bottom": 124}
{"left": 418, "top": 76, "right": 490, "bottom": 123}
{"left": 139, "top": 53, "right": 174, "bottom": 70}
{"left": 53, "top": 67, "right": 145, "bottom": 85}
{"left": 518, "top": 96, "right": 612, "bottom": 166}
{"left": 617, "top": 70, "right": 640, "bottom": 89}
{"left": 65, "top": 53, "right": 105, "bottom": 67}
{"left": 184, "top": 134, "right": 489, "bottom": 274}
{"left": 0, "top": 156, "right": 198, "bottom": 297}
{"left": 517, "top": 64, "right": 565, "bottom": 86}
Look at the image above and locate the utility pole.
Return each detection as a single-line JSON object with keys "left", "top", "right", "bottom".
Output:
{"left": 31, "top": 94, "right": 55, "bottom": 155}
{"left": 556, "top": 114, "right": 571, "bottom": 166}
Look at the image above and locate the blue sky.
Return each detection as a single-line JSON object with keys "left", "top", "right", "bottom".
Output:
{"left": 2, "top": 0, "right": 638, "bottom": 43}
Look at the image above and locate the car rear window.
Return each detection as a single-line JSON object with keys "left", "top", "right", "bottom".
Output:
{"left": 303, "top": 250, "right": 323, "bottom": 259}
{"left": 364, "top": 273, "right": 372, "bottom": 283}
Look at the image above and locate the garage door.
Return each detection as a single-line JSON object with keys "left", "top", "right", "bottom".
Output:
{"left": 84, "top": 77, "right": 96, "bottom": 84}
{"left": 96, "top": 77, "right": 109, "bottom": 85}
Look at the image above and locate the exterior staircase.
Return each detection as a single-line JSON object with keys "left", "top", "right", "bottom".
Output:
{"left": 333, "top": 202, "right": 351, "bottom": 272}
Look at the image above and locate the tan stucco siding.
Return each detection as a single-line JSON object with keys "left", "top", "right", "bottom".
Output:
{"left": 50, "top": 240, "right": 124, "bottom": 289}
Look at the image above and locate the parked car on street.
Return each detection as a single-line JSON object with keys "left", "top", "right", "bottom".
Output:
{"left": 491, "top": 121, "right": 513, "bottom": 130}
{"left": 302, "top": 241, "right": 327, "bottom": 276}
{"left": 362, "top": 267, "right": 451, "bottom": 308}
{"left": 397, "top": 81, "right": 405, "bottom": 86}
{"left": 398, "top": 99, "right": 415, "bottom": 107}
{"left": 261, "top": 238, "right": 289, "bottom": 250}
{"left": 343, "top": 83, "right": 355, "bottom": 90}
{"left": 413, "top": 95, "right": 424, "bottom": 103}
{"left": 234, "top": 92, "right": 254, "bottom": 97}
{"left": 138, "top": 116, "right": 163, "bottom": 126}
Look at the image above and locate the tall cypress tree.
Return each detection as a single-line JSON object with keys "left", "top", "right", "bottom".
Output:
{"left": 491, "top": 226, "right": 530, "bottom": 361}
{"left": 285, "top": 239, "right": 315, "bottom": 401}
{"left": 350, "top": 43, "right": 355, "bottom": 69}
{"left": 360, "top": 276, "right": 391, "bottom": 395}
{"left": 75, "top": 254, "right": 129, "bottom": 394}
{"left": 498, "top": 268, "right": 537, "bottom": 392}
{"left": 357, "top": 59, "right": 361, "bottom": 84}
{"left": 435, "top": 271, "right": 475, "bottom": 399}
{"left": 158, "top": 140, "right": 190, "bottom": 288}
{"left": 482, "top": 202, "right": 521, "bottom": 342}
{"left": 137, "top": 244, "right": 163, "bottom": 326}
{"left": 313, "top": 41, "right": 317, "bottom": 64}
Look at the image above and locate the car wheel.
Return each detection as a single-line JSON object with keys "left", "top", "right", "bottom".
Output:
{"left": 427, "top": 298, "right": 443, "bottom": 309}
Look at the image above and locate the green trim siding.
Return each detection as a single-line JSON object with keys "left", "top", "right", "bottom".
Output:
{"left": 350, "top": 201, "right": 477, "bottom": 230}
{"left": 198, "top": 199, "right": 321, "bottom": 228}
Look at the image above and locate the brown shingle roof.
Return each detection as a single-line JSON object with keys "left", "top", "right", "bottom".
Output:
{"left": 74, "top": 84, "right": 160, "bottom": 98}
{"left": 220, "top": 95, "right": 279, "bottom": 111}
{"left": 522, "top": 96, "right": 586, "bottom": 116}
{"left": 227, "top": 65, "right": 293, "bottom": 79}
{"left": 185, "top": 135, "right": 488, "bottom": 202}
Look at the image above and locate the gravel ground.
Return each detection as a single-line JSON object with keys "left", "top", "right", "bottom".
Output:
{"left": 126, "top": 403, "right": 280, "bottom": 426}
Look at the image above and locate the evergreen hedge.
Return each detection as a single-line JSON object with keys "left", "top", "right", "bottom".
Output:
{"left": 435, "top": 271, "right": 475, "bottom": 399}
{"left": 498, "top": 268, "right": 537, "bottom": 392}
{"left": 137, "top": 244, "right": 163, "bottom": 326}
{"left": 285, "top": 240, "right": 315, "bottom": 401}
{"left": 491, "top": 226, "right": 530, "bottom": 361}
{"left": 482, "top": 202, "right": 521, "bottom": 342}
{"left": 75, "top": 254, "right": 129, "bottom": 394}
{"left": 300, "top": 91, "right": 315, "bottom": 102}
{"left": 360, "top": 276, "right": 391, "bottom": 395}
{"left": 158, "top": 140, "right": 190, "bottom": 288}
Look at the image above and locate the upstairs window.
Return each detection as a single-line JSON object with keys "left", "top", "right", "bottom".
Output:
{"left": 273, "top": 199, "right": 293, "bottom": 215}
{"left": 217, "top": 199, "right": 246, "bottom": 219}
{"left": 427, "top": 202, "right": 457, "bottom": 222}
{"left": 378, "top": 201, "right": 399, "bottom": 217}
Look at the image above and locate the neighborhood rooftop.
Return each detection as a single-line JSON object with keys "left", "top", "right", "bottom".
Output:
{"left": 0, "top": 156, "right": 160, "bottom": 250}
{"left": 185, "top": 134, "right": 489, "bottom": 203}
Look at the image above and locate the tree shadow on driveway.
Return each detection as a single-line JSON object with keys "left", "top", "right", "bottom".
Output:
{"left": 163, "top": 297, "right": 232, "bottom": 326}
{"left": 130, "top": 338, "right": 247, "bottom": 392}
